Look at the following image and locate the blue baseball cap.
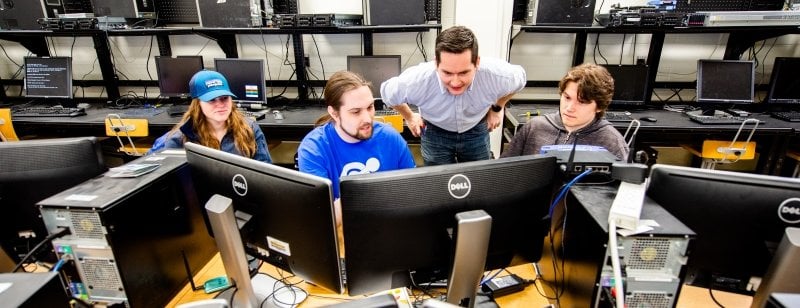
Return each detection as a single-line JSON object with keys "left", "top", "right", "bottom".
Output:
{"left": 189, "top": 70, "right": 237, "bottom": 102}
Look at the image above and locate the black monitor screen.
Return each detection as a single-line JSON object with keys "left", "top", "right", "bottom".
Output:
{"left": 646, "top": 164, "right": 800, "bottom": 294}
{"left": 347, "top": 55, "right": 401, "bottom": 99}
{"left": 696, "top": 60, "right": 754, "bottom": 104}
{"left": 602, "top": 64, "right": 649, "bottom": 106}
{"left": 184, "top": 143, "right": 344, "bottom": 294}
{"left": 24, "top": 57, "right": 73, "bottom": 99}
{"left": 214, "top": 58, "right": 267, "bottom": 104}
{"left": 90, "top": 0, "right": 137, "bottom": 18}
{"left": 766, "top": 57, "right": 800, "bottom": 104}
{"left": 155, "top": 56, "right": 204, "bottom": 99}
{"left": 0, "top": 137, "right": 106, "bottom": 262}
{"left": 340, "top": 155, "right": 557, "bottom": 296}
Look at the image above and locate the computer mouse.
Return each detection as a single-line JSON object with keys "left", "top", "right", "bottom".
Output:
{"left": 273, "top": 110, "right": 284, "bottom": 120}
{"left": 640, "top": 116, "right": 657, "bottom": 123}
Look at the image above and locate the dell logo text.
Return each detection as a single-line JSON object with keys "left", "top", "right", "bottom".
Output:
{"left": 232, "top": 174, "right": 248, "bottom": 196}
{"left": 447, "top": 174, "right": 471, "bottom": 199}
{"left": 777, "top": 198, "right": 800, "bottom": 224}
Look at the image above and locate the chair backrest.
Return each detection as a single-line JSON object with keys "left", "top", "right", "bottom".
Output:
{"left": 0, "top": 108, "right": 20, "bottom": 142}
{"left": 105, "top": 114, "right": 150, "bottom": 156}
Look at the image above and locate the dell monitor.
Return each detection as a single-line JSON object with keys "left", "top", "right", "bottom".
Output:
{"left": 155, "top": 56, "right": 204, "bottom": 99}
{"left": 339, "top": 155, "right": 557, "bottom": 298}
{"left": 602, "top": 64, "right": 650, "bottom": 107}
{"left": 184, "top": 142, "right": 344, "bottom": 295}
{"left": 646, "top": 164, "right": 800, "bottom": 295}
{"left": 24, "top": 57, "right": 73, "bottom": 104}
{"left": 214, "top": 58, "right": 267, "bottom": 109}
{"left": 765, "top": 57, "right": 800, "bottom": 105}
{"left": 696, "top": 59, "right": 755, "bottom": 115}
{"left": 347, "top": 55, "right": 401, "bottom": 102}
{"left": 0, "top": 137, "right": 106, "bottom": 263}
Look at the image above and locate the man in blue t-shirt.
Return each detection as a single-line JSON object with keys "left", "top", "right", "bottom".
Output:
{"left": 298, "top": 71, "right": 416, "bottom": 225}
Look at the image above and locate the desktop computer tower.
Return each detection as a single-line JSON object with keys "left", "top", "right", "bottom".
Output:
{"left": 196, "top": 0, "right": 263, "bottom": 27}
{"left": 0, "top": 1, "right": 47, "bottom": 30}
{"left": 363, "top": 0, "right": 426, "bottom": 26}
{"left": 38, "top": 153, "right": 217, "bottom": 307}
{"left": 525, "top": 0, "right": 596, "bottom": 26}
{"left": 539, "top": 185, "right": 694, "bottom": 308}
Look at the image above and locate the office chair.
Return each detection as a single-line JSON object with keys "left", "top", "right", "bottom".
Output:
{"left": 105, "top": 114, "right": 152, "bottom": 157}
{"left": 681, "top": 119, "right": 759, "bottom": 170}
{"left": 0, "top": 108, "right": 20, "bottom": 142}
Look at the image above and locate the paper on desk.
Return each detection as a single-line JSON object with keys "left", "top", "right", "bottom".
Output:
{"left": 616, "top": 219, "right": 660, "bottom": 237}
{"left": 0, "top": 282, "right": 10, "bottom": 294}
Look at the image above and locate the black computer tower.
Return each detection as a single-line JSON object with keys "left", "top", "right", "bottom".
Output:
{"left": 539, "top": 185, "right": 694, "bottom": 308}
{"left": 154, "top": 0, "right": 199, "bottom": 25}
{"left": 525, "top": 0, "right": 596, "bottom": 26}
{"left": 38, "top": 153, "right": 217, "bottom": 307}
{"left": 196, "top": 0, "right": 263, "bottom": 27}
{"left": 363, "top": 0, "right": 426, "bottom": 26}
{"left": 0, "top": 272, "right": 71, "bottom": 308}
{"left": 0, "top": 1, "right": 46, "bottom": 30}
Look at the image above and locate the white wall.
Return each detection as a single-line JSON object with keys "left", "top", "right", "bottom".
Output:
{"left": 1, "top": 0, "right": 798, "bottom": 103}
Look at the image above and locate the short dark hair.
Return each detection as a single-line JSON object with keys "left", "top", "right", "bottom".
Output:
{"left": 558, "top": 63, "right": 615, "bottom": 118}
{"left": 435, "top": 26, "right": 479, "bottom": 65}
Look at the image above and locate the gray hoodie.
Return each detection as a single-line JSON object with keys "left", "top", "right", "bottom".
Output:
{"left": 501, "top": 112, "right": 629, "bottom": 160}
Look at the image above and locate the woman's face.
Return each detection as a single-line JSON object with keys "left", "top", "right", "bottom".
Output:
{"left": 560, "top": 81, "right": 599, "bottom": 132}
{"left": 199, "top": 95, "right": 233, "bottom": 125}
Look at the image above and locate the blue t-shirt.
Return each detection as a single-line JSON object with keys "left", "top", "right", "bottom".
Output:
{"left": 297, "top": 121, "right": 416, "bottom": 199}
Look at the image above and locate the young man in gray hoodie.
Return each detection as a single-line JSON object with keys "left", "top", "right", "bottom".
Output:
{"left": 501, "top": 63, "right": 629, "bottom": 160}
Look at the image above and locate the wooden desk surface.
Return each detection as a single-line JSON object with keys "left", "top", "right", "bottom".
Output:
{"left": 167, "top": 253, "right": 752, "bottom": 307}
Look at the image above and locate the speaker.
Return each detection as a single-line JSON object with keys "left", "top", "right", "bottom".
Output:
{"left": 526, "top": 0, "right": 596, "bottom": 26}
{"left": 363, "top": 0, "right": 425, "bottom": 26}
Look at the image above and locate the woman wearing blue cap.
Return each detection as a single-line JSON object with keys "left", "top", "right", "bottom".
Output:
{"left": 150, "top": 70, "right": 272, "bottom": 163}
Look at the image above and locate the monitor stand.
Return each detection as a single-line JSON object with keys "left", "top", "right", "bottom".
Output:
{"left": 205, "top": 194, "right": 307, "bottom": 308}
{"left": 446, "top": 210, "right": 497, "bottom": 308}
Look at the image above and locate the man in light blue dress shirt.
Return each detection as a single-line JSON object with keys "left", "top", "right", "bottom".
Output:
{"left": 380, "top": 26, "right": 526, "bottom": 166}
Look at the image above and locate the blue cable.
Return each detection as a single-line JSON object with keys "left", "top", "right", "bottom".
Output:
{"left": 52, "top": 259, "right": 66, "bottom": 272}
{"left": 480, "top": 269, "right": 503, "bottom": 286}
{"left": 548, "top": 169, "right": 593, "bottom": 218}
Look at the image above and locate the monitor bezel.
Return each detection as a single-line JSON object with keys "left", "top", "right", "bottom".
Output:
{"left": 346, "top": 55, "right": 402, "bottom": 99}
{"left": 23, "top": 56, "right": 74, "bottom": 99}
{"left": 213, "top": 58, "right": 267, "bottom": 105}
{"left": 602, "top": 64, "right": 650, "bottom": 106}
{"left": 765, "top": 57, "right": 800, "bottom": 105}
{"left": 155, "top": 55, "right": 204, "bottom": 99}
{"left": 696, "top": 59, "right": 755, "bottom": 104}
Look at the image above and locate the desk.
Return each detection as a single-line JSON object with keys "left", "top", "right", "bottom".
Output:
{"left": 504, "top": 103, "right": 800, "bottom": 175}
{"left": 167, "top": 253, "right": 752, "bottom": 307}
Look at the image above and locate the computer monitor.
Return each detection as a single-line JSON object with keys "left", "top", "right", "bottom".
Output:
{"left": 646, "top": 164, "right": 800, "bottom": 295}
{"left": 0, "top": 1, "right": 46, "bottom": 30}
{"left": 24, "top": 57, "right": 73, "bottom": 100}
{"left": 347, "top": 55, "right": 401, "bottom": 101}
{"left": 184, "top": 142, "right": 344, "bottom": 294}
{"left": 696, "top": 59, "right": 755, "bottom": 115}
{"left": 214, "top": 58, "right": 267, "bottom": 108}
{"left": 0, "top": 137, "right": 106, "bottom": 263}
{"left": 155, "top": 56, "right": 204, "bottom": 99}
{"left": 602, "top": 64, "right": 649, "bottom": 107}
{"left": 340, "top": 155, "right": 557, "bottom": 297}
{"left": 765, "top": 57, "right": 800, "bottom": 105}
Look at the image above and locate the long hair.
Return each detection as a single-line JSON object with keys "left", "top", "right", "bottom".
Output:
{"left": 314, "top": 71, "right": 372, "bottom": 126}
{"left": 558, "top": 63, "right": 615, "bottom": 118}
{"left": 169, "top": 98, "right": 257, "bottom": 157}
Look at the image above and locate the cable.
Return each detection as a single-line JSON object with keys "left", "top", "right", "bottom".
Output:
{"left": 608, "top": 220, "right": 624, "bottom": 308}
{"left": 548, "top": 169, "right": 593, "bottom": 218}
{"left": 709, "top": 288, "right": 727, "bottom": 308}
{"left": 12, "top": 227, "right": 70, "bottom": 272}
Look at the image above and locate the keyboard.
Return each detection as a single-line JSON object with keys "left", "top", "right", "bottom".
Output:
{"left": 604, "top": 111, "right": 633, "bottom": 122}
{"left": 118, "top": 108, "right": 165, "bottom": 118}
{"left": 12, "top": 107, "right": 86, "bottom": 117}
{"left": 239, "top": 109, "right": 269, "bottom": 121}
{"left": 375, "top": 109, "right": 399, "bottom": 116}
{"left": 771, "top": 111, "right": 800, "bottom": 122}
{"left": 687, "top": 114, "right": 762, "bottom": 125}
